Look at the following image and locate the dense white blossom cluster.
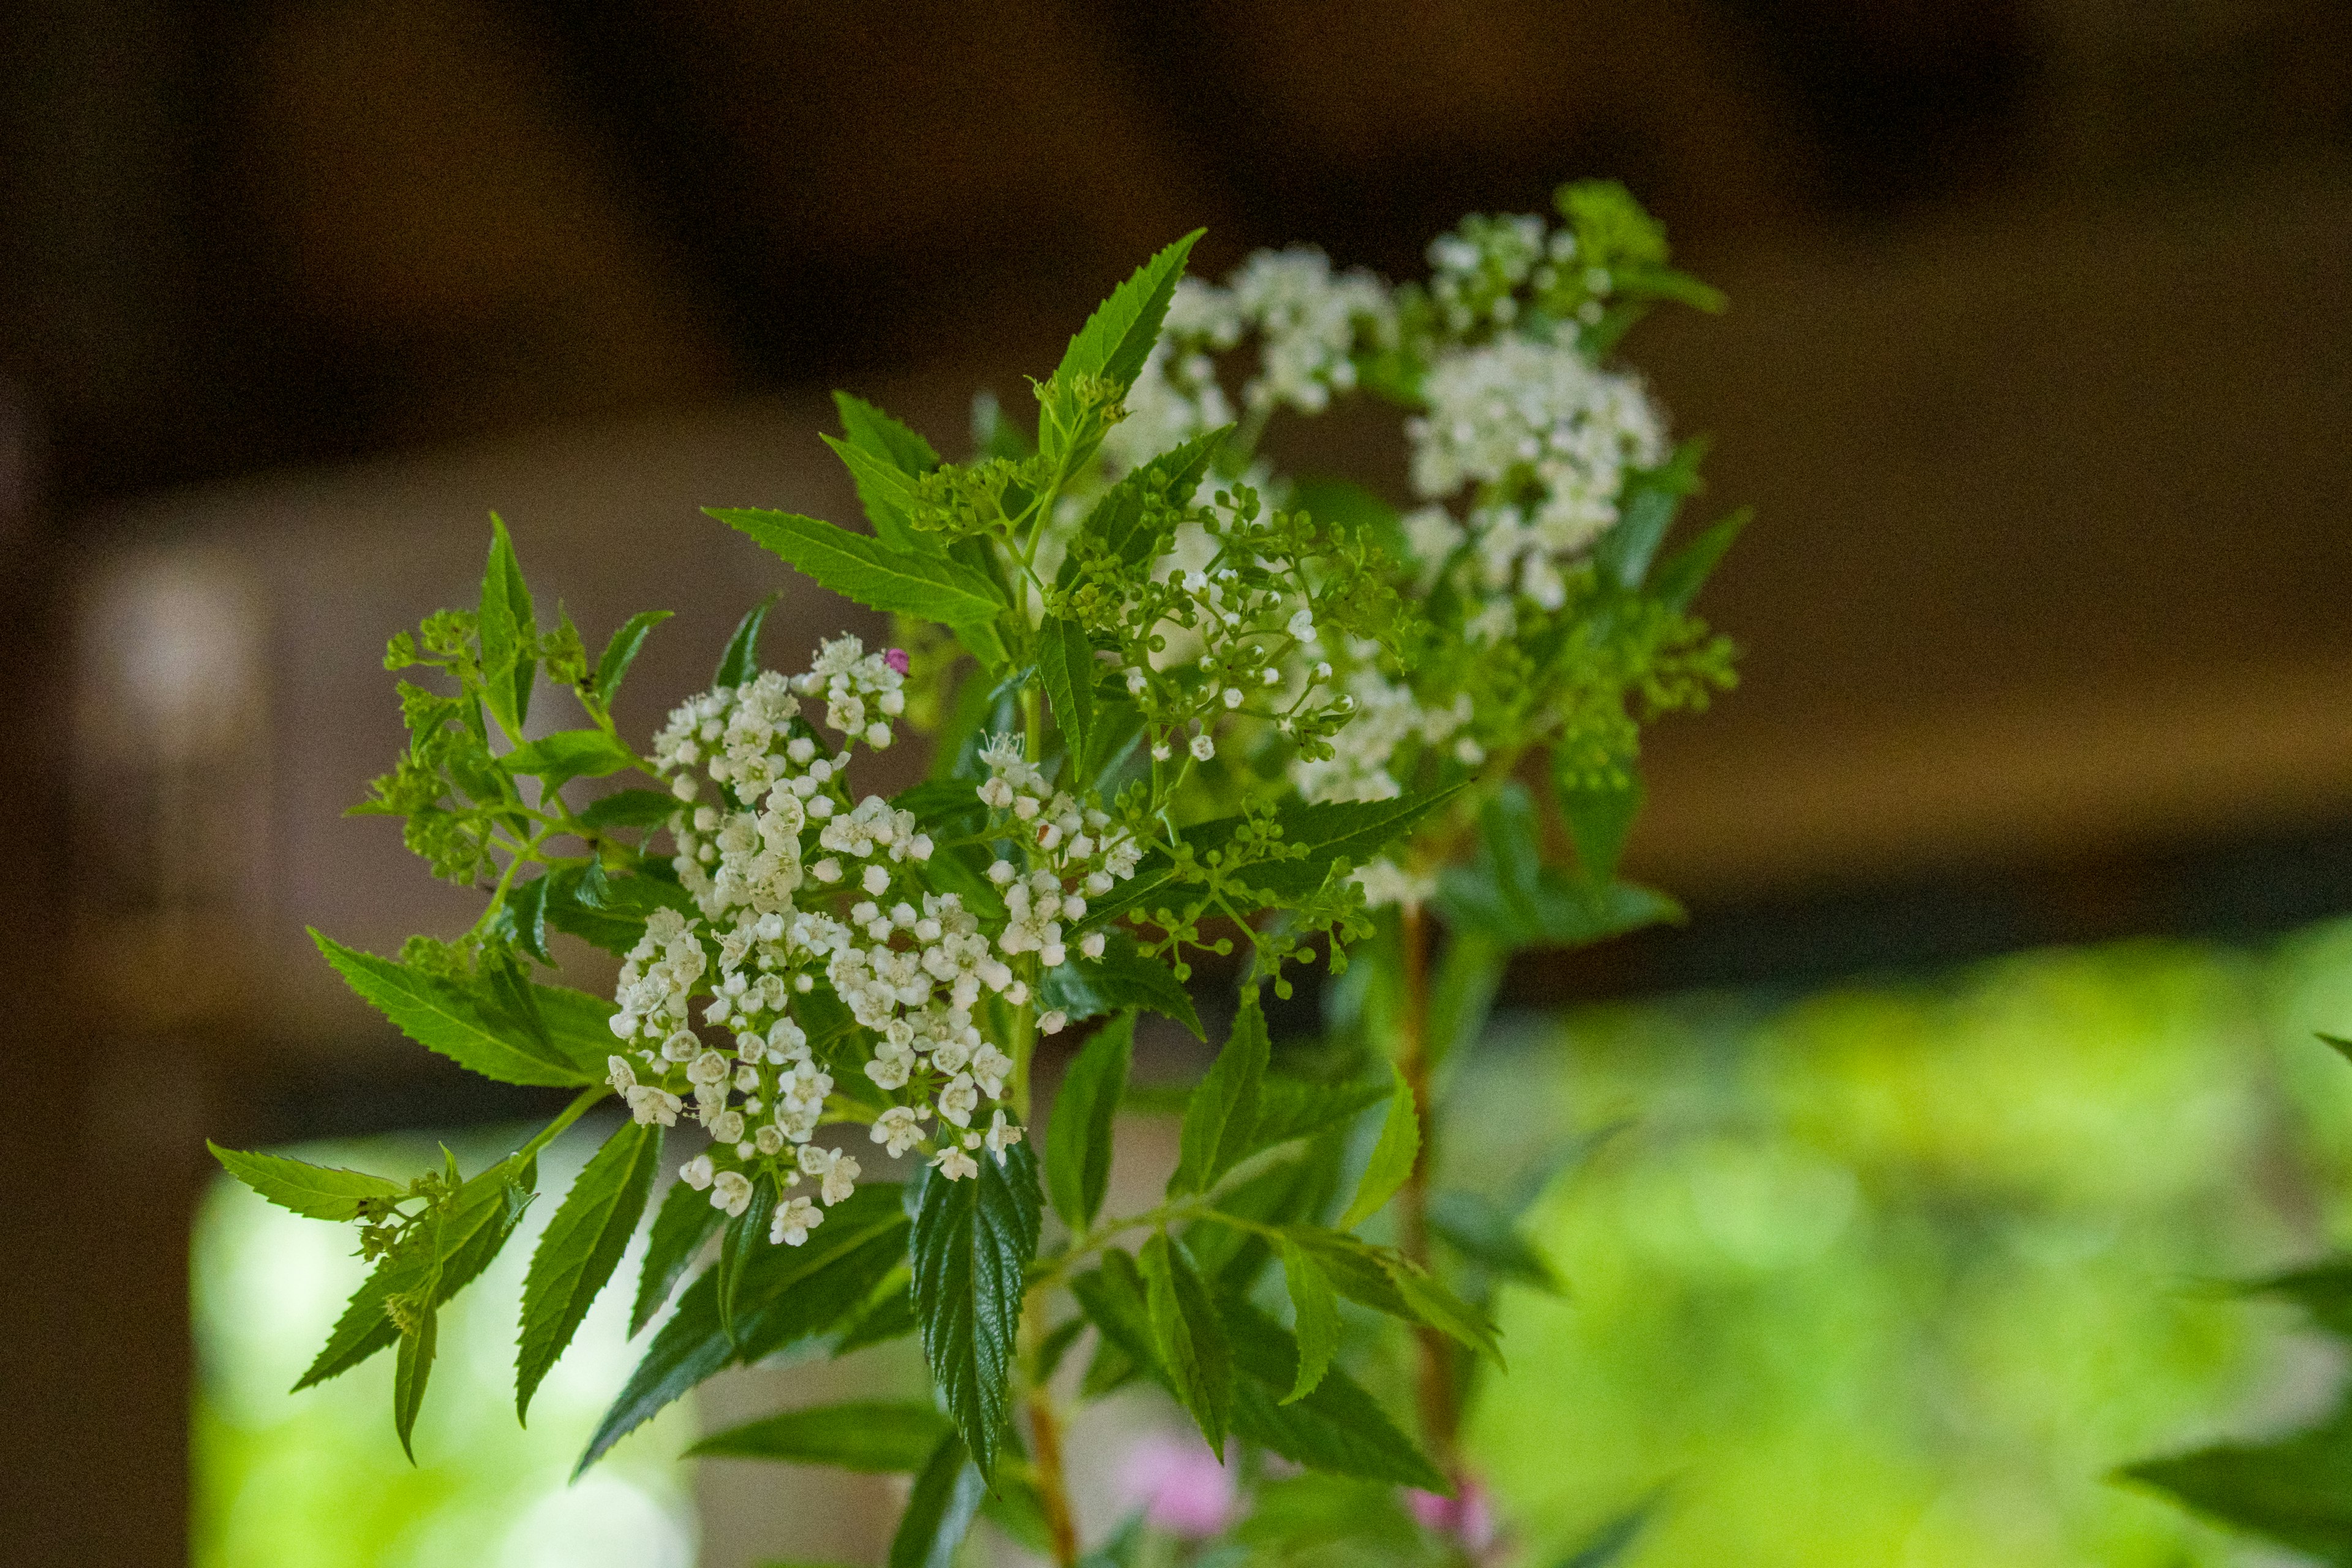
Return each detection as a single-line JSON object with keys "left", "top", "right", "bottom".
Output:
{"left": 1290, "top": 659, "right": 1474, "bottom": 806}
{"left": 603, "top": 633, "right": 1152, "bottom": 1243}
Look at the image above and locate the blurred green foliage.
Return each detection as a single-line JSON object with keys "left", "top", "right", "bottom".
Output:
{"left": 193, "top": 1123, "right": 698, "bottom": 1568}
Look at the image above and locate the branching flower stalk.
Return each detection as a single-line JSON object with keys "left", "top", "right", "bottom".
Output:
{"left": 210, "top": 181, "right": 1741, "bottom": 1566}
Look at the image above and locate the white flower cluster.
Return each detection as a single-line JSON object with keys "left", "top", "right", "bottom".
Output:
{"left": 1290, "top": 662, "right": 1473, "bottom": 805}
{"left": 1406, "top": 337, "right": 1666, "bottom": 612}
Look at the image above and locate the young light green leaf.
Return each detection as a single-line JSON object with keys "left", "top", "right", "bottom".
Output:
{"left": 494, "top": 875, "right": 554, "bottom": 964}
{"left": 393, "top": 1294, "right": 438, "bottom": 1463}
{"left": 1650, "top": 506, "right": 1750, "bottom": 613}
{"left": 1140, "top": 1231, "right": 1231, "bottom": 1455}
{"left": 207, "top": 1142, "right": 407, "bottom": 1221}
{"left": 714, "top": 594, "right": 778, "bottom": 688}
{"left": 479, "top": 513, "right": 538, "bottom": 735}
{"left": 631, "top": 1175, "right": 726, "bottom": 1336}
{"left": 1039, "top": 932, "right": 1202, "bottom": 1039}
{"left": 1425, "top": 1189, "right": 1562, "bottom": 1294}
{"left": 582, "top": 1183, "right": 909, "bottom": 1472}
{"left": 712, "top": 509, "right": 1005, "bottom": 625}
{"left": 718, "top": 1170, "right": 780, "bottom": 1343}
{"left": 1556, "top": 757, "right": 1642, "bottom": 889}
{"left": 298, "top": 1153, "right": 537, "bottom": 1390}
{"left": 577, "top": 788, "right": 680, "bottom": 831}
{"left": 889, "top": 1432, "right": 988, "bottom": 1568}
{"left": 837, "top": 390, "right": 942, "bottom": 476}
{"left": 821, "top": 433, "right": 928, "bottom": 551}
{"left": 499, "top": 728, "right": 639, "bottom": 787}
{"left": 1336, "top": 1067, "right": 1419, "bottom": 1231}
{"left": 689, "top": 1400, "right": 953, "bottom": 1470}
{"left": 1046, "top": 1011, "right": 1133, "bottom": 1230}
{"left": 1276, "top": 1235, "right": 1338, "bottom": 1403}
{"left": 593, "top": 609, "right": 671, "bottom": 706}
{"left": 1167, "top": 989, "right": 1269, "bottom": 1196}
{"left": 517, "top": 1120, "right": 661, "bottom": 1420}
{"left": 313, "top": 930, "right": 602, "bottom": 1087}
{"left": 1056, "top": 230, "right": 1204, "bottom": 391}
{"left": 910, "top": 1143, "right": 1042, "bottom": 1480}
{"left": 1038, "top": 616, "right": 1096, "bottom": 781}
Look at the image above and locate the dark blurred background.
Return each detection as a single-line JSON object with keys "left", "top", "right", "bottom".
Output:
{"left": 2, "top": 1, "right": 2349, "bottom": 1561}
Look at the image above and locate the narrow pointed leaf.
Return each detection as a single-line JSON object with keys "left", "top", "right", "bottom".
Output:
{"left": 479, "top": 513, "right": 538, "bottom": 734}
{"left": 1060, "top": 427, "right": 1228, "bottom": 582}
{"left": 910, "top": 1144, "right": 1041, "bottom": 1479}
{"left": 1425, "top": 930, "right": 1505, "bottom": 1077}
{"left": 1057, "top": 230, "right": 1204, "bottom": 391}
{"left": 313, "top": 930, "right": 603, "bottom": 1087}
{"left": 393, "top": 1297, "right": 437, "bottom": 1463}
{"left": 1169, "top": 990, "right": 1269, "bottom": 1196}
{"left": 1141, "top": 1231, "right": 1231, "bottom": 1455}
{"left": 517, "top": 1120, "right": 661, "bottom": 1420}
{"left": 207, "top": 1142, "right": 407, "bottom": 1221}
{"left": 889, "top": 1432, "right": 987, "bottom": 1568}
{"left": 712, "top": 509, "right": 1005, "bottom": 625}
{"left": 1046, "top": 1011, "right": 1132, "bottom": 1229}
{"left": 1041, "top": 932, "right": 1200, "bottom": 1039}
{"left": 821, "top": 431, "right": 928, "bottom": 550}
{"left": 714, "top": 594, "right": 777, "bottom": 688}
{"left": 631, "top": 1175, "right": 725, "bottom": 1336}
{"left": 1593, "top": 437, "right": 1706, "bottom": 591}
{"left": 1337, "top": 1068, "right": 1419, "bottom": 1231}
{"left": 1425, "top": 1189, "right": 1562, "bottom": 1294}
{"left": 1556, "top": 757, "right": 1642, "bottom": 888}
{"left": 688, "top": 1399, "right": 952, "bottom": 1469}
{"left": 1038, "top": 615, "right": 1096, "bottom": 781}
{"left": 1220, "top": 1298, "right": 1446, "bottom": 1490}
{"left": 593, "top": 608, "right": 671, "bottom": 706}
{"left": 718, "top": 1171, "right": 780, "bottom": 1343}
{"left": 1650, "top": 506, "right": 1750, "bottom": 613}
{"left": 1277, "top": 1236, "right": 1338, "bottom": 1403}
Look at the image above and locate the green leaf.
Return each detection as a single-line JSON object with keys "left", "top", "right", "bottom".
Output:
{"left": 910, "top": 1142, "right": 1042, "bottom": 1480}
{"left": 830, "top": 393, "right": 941, "bottom": 548}
{"left": 631, "top": 1175, "right": 726, "bottom": 1336}
{"left": 517, "top": 1120, "right": 661, "bottom": 1420}
{"left": 593, "top": 609, "right": 671, "bottom": 706}
{"left": 2122, "top": 1410, "right": 2352, "bottom": 1562}
{"left": 1277, "top": 1235, "right": 1338, "bottom": 1403}
{"left": 2320, "top": 1034, "right": 2352, "bottom": 1069}
{"left": 889, "top": 1432, "right": 987, "bottom": 1568}
{"left": 1220, "top": 1298, "right": 1446, "bottom": 1490}
{"left": 834, "top": 1269, "right": 919, "bottom": 1354}
{"left": 1336, "top": 1068, "right": 1419, "bottom": 1231}
{"left": 690, "top": 1400, "right": 952, "bottom": 1470}
{"left": 582, "top": 1183, "right": 909, "bottom": 1472}
{"left": 718, "top": 1170, "right": 781, "bottom": 1343}
{"left": 207, "top": 1142, "right": 407, "bottom": 1221}
{"left": 1556, "top": 1498, "right": 1662, "bottom": 1567}
{"left": 1056, "top": 230, "right": 1204, "bottom": 392}
{"left": 1434, "top": 784, "right": 1681, "bottom": 950}
{"left": 500, "top": 728, "right": 639, "bottom": 787}
{"left": 1041, "top": 931, "right": 1202, "bottom": 1039}
{"left": 298, "top": 1154, "right": 537, "bottom": 1390}
{"left": 1046, "top": 1012, "right": 1133, "bottom": 1230}
{"left": 1649, "top": 507, "right": 1749, "bottom": 614}
{"left": 1061, "top": 428, "right": 1229, "bottom": 582}
{"left": 1141, "top": 1231, "right": 1231, "bottom": 1455}
{"left": 1038, "top": 616, "right": 1096, "bottom": 780}
{"left": 496, "top": 875, "right": 554, "bottom": 964}
{"left": 1287, "top": 477, "right": 1406, "bottom": 556}
{"left": 1248, "top": 1076, "right": 1392, "bottom": 1152}
{"left": 1168, "top": 989, "right": 1270, "bottom": 1196}
{"left": 543, "top": 864, "right": 697, "bottom": 957}
{"left": 480, "top": 513, "right": 538, "bottom": 735}
{"left": 1385, "top": 1253, "right": 1502, "bottom": 1363}
{"left": 1425, "top": 929, "right": 1505, "bottom": 1079}
{"left": 1592, "top": 438, "right": 1706, "bottom": 592}
{"left": 1188, "top": 1129, "right": 1349, "bottom": 1292}
{"left": 1425, "top": 1189, "right": 1562, "bottom": 1294}
{"left": 313, "top": 931, "right": 602, "bottom": 1087}
{"left": 393, "top": 1295, "right": 437, "bottom": 1463}
{"left": 712, "top": 509, "right": 1005, "bottom": 625}
{"left": 578, "top": 788, "right": 680, "bottom": 831}
{"left": 1282, "top": 1227, "right": 1498, "bottom": 1362}
{"left": 715, "top": 594, "right": 778, "bottom": 688}
{"left": 1555, "top": 756, "right": 1642, "bottom": 888}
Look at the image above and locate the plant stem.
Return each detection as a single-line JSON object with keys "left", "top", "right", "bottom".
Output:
{"left": 1027, "top": 1383, "right": 1082, "bottom": 1566}
{"left": 1393, "top": 900, "right": 1460, "bottom": 1468}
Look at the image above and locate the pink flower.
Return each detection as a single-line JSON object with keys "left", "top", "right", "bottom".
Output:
{"left": 1116, "top": 1430, "right": 1236, "bottom": 1539}
{"left": 884, "top": 647, "right": 911, "bottom": 675}
{"left": 1407, "top": 1476, "right": 1498, "bottom": 1555}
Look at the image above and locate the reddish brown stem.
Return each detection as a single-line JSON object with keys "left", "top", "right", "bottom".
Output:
{"left": 1027, "top": 1386, "right": 1082, "bottom": 1566}
{"left": 1395, "top": 901, "right": 1460, "bottom": 1468}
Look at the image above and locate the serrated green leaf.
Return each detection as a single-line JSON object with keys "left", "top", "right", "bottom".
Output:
{"left": 517, "top": 1120, "right": 660, "bottom": 1420}
{"left": 480, "top": 513, "right": 538, "bottom": 736}
{"left": 543, "top": 864, "right": 696, "bottom": 957}
{"left": 1434, "top": 783, "right": 1681, "bottom": 950}
{"left": 578, "top": 788, "right": 679, "bottom": 831}
{"left": 2122, "top": 1410, "right": 2352, "bottom": 1562}
{"left": 718, "top": 1170, "right": 780, "bottom": 1343}
{"left": 1650, "top": 507, "right": 1749, "bottom": 614}
{"left": 1057, "top": 231, "right": 1204, "bottom": 391}
{"left": 1425, "top": 1188, "right": 1562, "bottom": 1294}
{"left": 1382, "top": 1252, "right": 1502, "bottom": 1363}
{"left": 631, "top": 1175, "right": 725, "bottom": 1336}
{"left": 208, "top": 1142, "right": 407, "bottom": 1221}
{"left": 393, "top": 1294, "right": 437, "bottom": 1463}
{"left": 1248, "top": 1076, "right": 1392, "bottom": 1152}
{"left": 1041, "top": 931, "right": 1201, "bottom": 1039}
{"left": 298, "top": 1153, "right": 537, "bottom": 1391}
{"left": 1425, "top": 929, "right": 1504, "bottom": 1079}
{"left": 1046, "top": 1012, "right": 1133, "bottom": 1230}
{"left": 715, "top": 594, "right": 777, "bottom": 688}
{"left": 1038, "top": 615, "right": 1096, "bottom": 782}
{"left": 495, "top": 875, "right": 554, "bottom": 964}
{"left": 500, "top": 727, "right": 639, "bottom": 787}
{"left": 889, "top": 1432, "right": 987, "bottom": 1568}
{"left": 831, "top": 393, "right": 941, "bottom": 549}
{"left": 582, "top": 1183, "right": 909, "bottom": 1472}
{"left": 313, "top": 930, "right": 602, "bottom": 1087}
{"left": 1282, "top": 1224, "right": 1499, "bottom": 1360}
{"left": 713, "top": 509, "right": 1006, "bottom": 625}
{"left": 910, "top": 1144, "right": 1041, "bottom": 1480}
{"left": 834, "top": 1270, "right": 919, "bottom": 1354}
{"left": 689, "top": 1399, "right": 952, "bottom": 1469}
{"left": 1337, "top": 1068, "right": 1419, "bottom": 1231}
{"left": 1556, "top": 756, "right": 1642, "bottom": 889}
{"left": 1142, "top": 1230, "right": 1231, "bottom": 1455}
{"left": 1277, "top": 1235, "right": 1337, "bottom": 1403}
{"left": 1188, "top": 1130, "right": 1349, "bottom": 1292}
{"left": 1593, "top": 438, "right": 1706, "bottom": 592}
{"left": 1219, "top": 1298, "right": 1446, "bottom": 1490}
{"left": 1169, "top": 990, "right": 1270, "bottom": 1196}
{"left": 1071, "top": 1247, "right": 1159, "bottom": 1373}
{"left": 1060, "top": 428, "right": 1229, "bottom": 586}
{"left": 593, "top": 609, "right": 671, "bottom": 706}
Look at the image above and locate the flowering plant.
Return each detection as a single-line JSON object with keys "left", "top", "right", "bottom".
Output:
{"left": 209, "top": 181, "right": 1739, "bottom": 1565}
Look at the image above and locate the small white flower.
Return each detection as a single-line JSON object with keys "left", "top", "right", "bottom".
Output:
{"left": 862, "top": 863, "right": 891, "bottom": 895}
{"left": 771, "top": 1196, "right": 824, "bottom": 1245}
{"left": 1189, "top": 733, "right": 1216, "bottom": 762}
{"left": 937, "top": 1072, "right": 980, "bottom": 1128}
{"left": 1038, "top": 1009, "right": 1068, "bottom": 1036}
{"left": 679, "top": 1153, "right": 715, "bottom": 1191}
{"left": 606, "top": 1055, "right": 638, "bottom": 1095}
{"left": 984, "top": 1109, "right": 1024, "bottom": 1161}
{"left": 624, "top": 1085, "right": 682, "bottom": 1126}
{"left": 872, "top": 1104, "right": 925, "bottom": 1157}
{"left": 932, "top": 1144, "right": 980, "bottom": 1182}
{"left": 1079, "top": 931, "right": 1106, "bottom": 960}
{"left": 711, "top": 1170, "right": 753, "bottom": 1216}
